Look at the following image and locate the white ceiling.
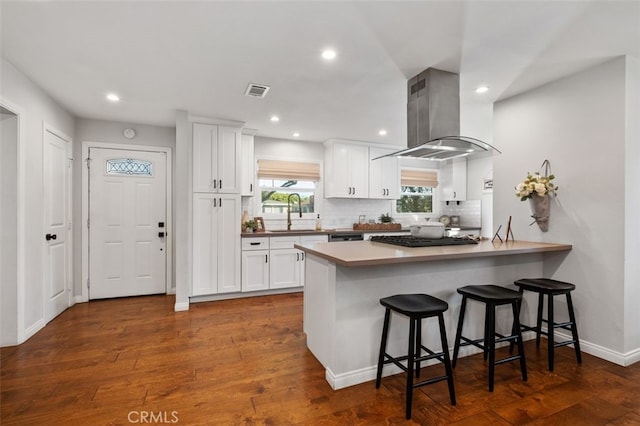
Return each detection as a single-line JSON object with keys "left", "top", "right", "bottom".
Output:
{"left": 2, "top": 1, "right": 639, "bottom": 146}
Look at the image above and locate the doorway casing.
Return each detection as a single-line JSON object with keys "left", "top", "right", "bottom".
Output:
{"left": 81, "top": 141, "right": 173, "bottom": 302}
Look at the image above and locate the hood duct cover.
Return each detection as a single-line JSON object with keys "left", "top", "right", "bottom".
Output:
{"left": 379, "top": 68, "right": 500, "bottom": 161}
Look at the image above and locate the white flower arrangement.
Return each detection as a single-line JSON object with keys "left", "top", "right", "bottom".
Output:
{"left": 515, "top": 172, "right": 558, "bottom": 201}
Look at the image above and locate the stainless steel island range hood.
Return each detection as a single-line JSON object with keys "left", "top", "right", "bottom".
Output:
{"left": 378, "top": 68, "right": 500, "bottom": 161}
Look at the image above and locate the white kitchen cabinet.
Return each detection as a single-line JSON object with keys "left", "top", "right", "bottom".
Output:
{"left": 192, "top": 123, "right": 241, "bottom": 193}
{"left": 324, "top": 141, "right": 369, "bottom": 198}
{"left": 239, "top": 234, "right": 327, "bottom": 293}
{"left": 270, "top": 248, "right": 303, "bottom": 289}
{"left": 192, "top": 193, "right": 241, "bottom": 296}
{"left": 240, "top": 133, "right": 255, "bottom": 196}
{"left": 440, "top": 157, "right": 467, "bottom": 201}
{"left": 269, "top": 236, "right": 303, "bottom": 289}
{"left": 369, "top": 147, "right": 400, "bottom": 199}
{"left": 241, "top": 249, "right": 269, "bottom": 292}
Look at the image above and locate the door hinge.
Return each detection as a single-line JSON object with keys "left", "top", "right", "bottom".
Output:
{"left": 87, "top": 279, "right": 90, "bottom": 289}
{"left": 86, "top": 157, "right": 92, "bottom": 169}
{"left": 87, "top": 218, "right": 90, "bottom": 229}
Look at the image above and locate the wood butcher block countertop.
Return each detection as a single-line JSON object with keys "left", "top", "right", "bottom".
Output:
{"left": 294, "top": 239, "right": 572, "bottom": 267}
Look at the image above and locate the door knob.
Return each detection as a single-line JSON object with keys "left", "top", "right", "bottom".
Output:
{"left": 45, "top": 233, "right": 57, "bottom": 241}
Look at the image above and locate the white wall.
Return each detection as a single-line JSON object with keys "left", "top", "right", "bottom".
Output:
{"left": 624, "top": 55, "right": 640, "bottom": 354}
{"left": 1, "top": 113, "right": 19, "bottom": 345}
{"left": 0, "top": 57, "right": 75, "bottom": 344}
{"left": 494, "top": 57, "right": 638, "bottom": 363}
{"left": 73, "top": 118, "right": 176, "bottom": 297}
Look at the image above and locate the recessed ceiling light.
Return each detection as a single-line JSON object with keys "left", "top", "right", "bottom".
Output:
{"left": 270, "top": 115, "right": 280, "bottom": 122}
{"left": 321, "top": 49, "right": 337, "bottom": 60}
{"left": 378, "top": 129, "right": 387, "bottom": 136}
{"left": 293, "top": 132, "right": 300, "bottom": 137}
{"left": 106, "top": 93, "right": 120, "bottom": 102}
{"left": 475, "top": 86, "right": 489, "bottom": 94}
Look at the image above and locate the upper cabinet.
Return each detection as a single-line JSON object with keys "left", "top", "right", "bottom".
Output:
{"left": 369, "top": 148, "right": 400, "bottom": 200}
{"left": 324, "top": 141, "right": 369, "bottom": 198}
{"left": 240, "top": 133, "right": 255, "bottom": 196}
{"left": 192, "top": 123, "right": 241, "bottom": 193}
{"left": 440, "top": 157, "right": 467, "bottom": 201}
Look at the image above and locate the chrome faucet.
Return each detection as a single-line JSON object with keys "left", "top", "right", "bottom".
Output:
{"left": 287, "top": 193, "right": 302, "bottom": 231}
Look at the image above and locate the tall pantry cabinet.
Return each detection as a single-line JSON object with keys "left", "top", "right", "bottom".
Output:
{"left": 191, "top": 122, "right": 242, "bottom": 296}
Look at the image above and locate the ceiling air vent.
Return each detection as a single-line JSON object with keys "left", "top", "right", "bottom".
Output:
{"left": 244, "top": 83, "right": 270, "bottom": 98}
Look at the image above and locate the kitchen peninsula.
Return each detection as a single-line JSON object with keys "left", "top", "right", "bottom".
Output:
{"left": 295, "top": 239, "right": 572, "bottom": 390}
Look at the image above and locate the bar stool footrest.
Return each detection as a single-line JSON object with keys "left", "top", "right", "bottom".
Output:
{"left": 494, "top": 354, "right": 524, "bottom": 365}
{"left": 414, "top": 375, "right": 449, "bottom": 389}
{"left": 458, "top": 336, "right": 487, "bottom": 352}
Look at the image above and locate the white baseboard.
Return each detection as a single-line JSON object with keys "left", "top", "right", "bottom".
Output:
{"left": 174, "top": 301, "right": 189, "bottom": 312}
{"left": 555, "top": 330, "right": 640, "bottom": 366}
{"left": 74, "top": 295, "right": 87, "bottom": 304}
{"left": 189, "top": 287, "right": 302, "bottom": 304}
{"left": 22, "top": 318, "right": 45, "bottom": 343}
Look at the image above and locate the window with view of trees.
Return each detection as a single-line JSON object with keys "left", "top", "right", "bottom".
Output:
{"left": 256, "top": 159, "right": 320, "bottom": 215}
{"left": 260, "top": 179, "right": 315, "bottom": 214}
{"left": 396, "top": 169, "right": 438, "bottom": 214}
{"left": 396, "top": 186, "right": 433, "bottom": 213}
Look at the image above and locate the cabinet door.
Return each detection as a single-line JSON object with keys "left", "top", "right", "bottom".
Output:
{"left": 441, "top": 158, "right": 467, "bottom": 201}
{"left": 192, "top": 194, "right": 217, "bottom": 295}
{"left": 269, "top": 249, "right": 303, "bottom": 289}
{"left": 217, "top": 194, "right": 241, "bottom": 293}
{"left": 348, "top": 144, "right": 370, "bottom": 198}
{"left": 241, "top": 134, "right": 255, "bottom": 196}
{"left": 369, "top": 148, "right": 399, "bottom": 199}
{"left": 241, "top": 250, "right": 269, "bottom": 292}
{"left": 325, "top": 143, "right": 369, "bottom": 198}
{"left": 192, "top": 123, "right": 217, "bottom": 192}
{"left": 327, "top": 143, "right": 352, "bottom": 197}
{"left": 217, "top": 126, "right": 241, "bottom": 193}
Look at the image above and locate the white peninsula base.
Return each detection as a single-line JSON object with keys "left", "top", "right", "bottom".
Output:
{"left": 300, "top": 240, "right": 571, "bottom": 390}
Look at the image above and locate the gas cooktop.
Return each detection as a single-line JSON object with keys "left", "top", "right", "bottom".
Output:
{"left": 370, "top": 235, "right": 479, "bottom": 248}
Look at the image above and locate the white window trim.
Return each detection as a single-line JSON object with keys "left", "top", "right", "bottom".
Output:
{"left": 394, "top": 167, "right": 441, "bottom": 217}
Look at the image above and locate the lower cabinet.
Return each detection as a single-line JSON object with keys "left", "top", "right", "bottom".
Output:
{"left": 241, "top": 234, "right": 328, "bottom": 292}
{"left": 241, "top": 249, "right": 270, "bottom": 291}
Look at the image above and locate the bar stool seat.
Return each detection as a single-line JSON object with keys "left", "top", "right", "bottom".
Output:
{"left": 376, "top": 294, "right": 456, "bottom": 420}
{"left": 513, "top": 278, "right": 582, "bottom": 371}
{"left": 452, "top": 285, "right": 527, "bottom": 392}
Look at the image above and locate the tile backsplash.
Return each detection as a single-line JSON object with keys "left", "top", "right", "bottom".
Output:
{"left": 440, "top": 199, "right": 482, "bottom": 227}
{"left": 243, "top": 197, "right": 481, "bottom": 231}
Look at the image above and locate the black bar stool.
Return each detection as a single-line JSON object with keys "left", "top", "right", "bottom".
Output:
{"left": 375, "top": 294, "right": 456, "bottom": 420}
{"left": 452, "top": 285, "right": 527, "bottom": 392}
{"left": 513, "top": 278, "right": 582, "bottom": 371}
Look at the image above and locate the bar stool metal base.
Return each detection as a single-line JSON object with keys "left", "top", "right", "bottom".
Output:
{"left": 375, "top": 294, "right": 456, "bottom": 420}
{"left": 452, "top": 285, "right": 527, "bottom": 392}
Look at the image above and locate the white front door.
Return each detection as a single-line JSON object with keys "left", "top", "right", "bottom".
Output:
{"left": 89, "top": 148, "right": 167, "bottom": 299}
{"left": 44, "top": 127, "right": 72, "bottom": 321}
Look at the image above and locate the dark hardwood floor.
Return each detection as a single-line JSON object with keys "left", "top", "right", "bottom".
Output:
{"left": 2, "top": 293, "right": 639, "bottom": 425}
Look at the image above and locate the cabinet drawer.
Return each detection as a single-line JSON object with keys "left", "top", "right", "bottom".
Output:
{"left": 269, "top": 236, "right": 301, "bottom": 249}
{"left": 242, "top": 237, "right": 270, "bottom": 250}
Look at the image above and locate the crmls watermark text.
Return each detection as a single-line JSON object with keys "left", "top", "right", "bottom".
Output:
{"left": 128, "top": 411, "right": 179, "bottom": 424}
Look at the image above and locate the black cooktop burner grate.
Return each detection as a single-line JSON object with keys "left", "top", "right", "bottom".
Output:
{"left": 370, "top": 235, "right": 479, "bottom": 247}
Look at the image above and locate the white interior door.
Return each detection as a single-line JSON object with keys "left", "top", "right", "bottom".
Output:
{"left": 44, "top": 128, "right": 72, "bottom": 321}
{"left": 89, "top": 148, "right": 167, "bottom": 299}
